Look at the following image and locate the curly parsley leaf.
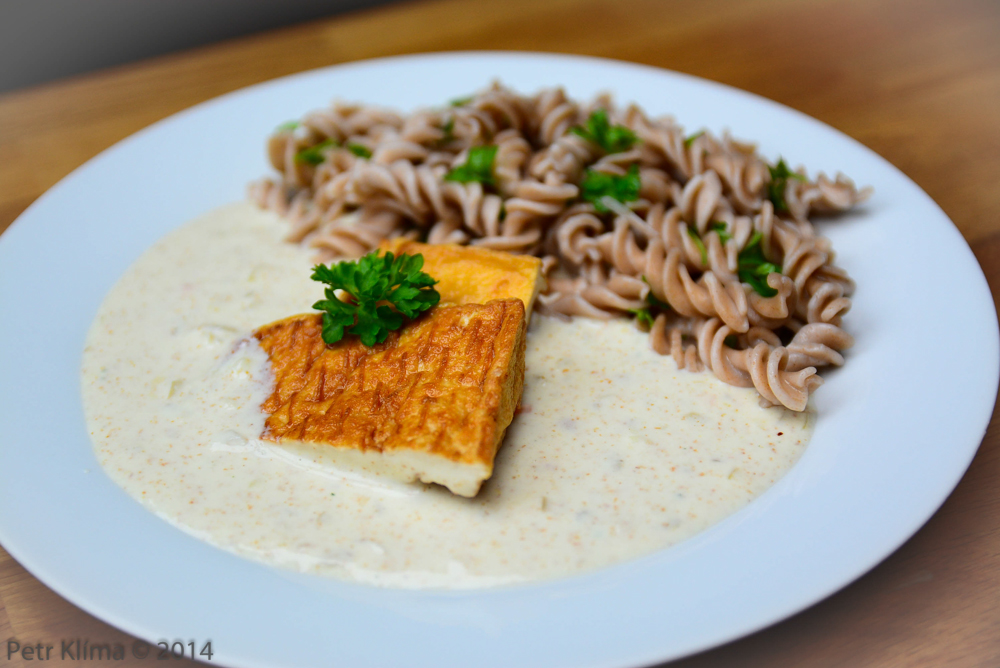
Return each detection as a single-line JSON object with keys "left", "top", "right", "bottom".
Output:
{"left": 570, "top": 109, "right": 637, "bottom": 153}
{"left": 295, "top": 138, "right": 337, "bottom": 165}
{"left": 347, "top": 143, "right": 372, "bottom": 158}
{"left": 444, "top": 145, "right": 498, "bottom": 186}
{"left": 766, "top": 157, "right": 806, "bottom": 212}
{"left": 311, "top": 251, "right": 440, "bottom": 347}
{"left": 737, "top": 231, "right": 781, "bottom": 297}
{"left": 276, "top": 120, "right": 300, "bottom": 132}
{"left": 581, "top": 164, "right": 641, "bottom": 212}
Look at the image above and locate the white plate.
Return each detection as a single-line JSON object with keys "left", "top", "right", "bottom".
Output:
{"left": 0, "top": 52, "right": 996, "bottom": 668}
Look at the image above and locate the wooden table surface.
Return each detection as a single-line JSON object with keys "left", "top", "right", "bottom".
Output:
{"left": 2, "top": 0, "right": 999, "bottom": 665}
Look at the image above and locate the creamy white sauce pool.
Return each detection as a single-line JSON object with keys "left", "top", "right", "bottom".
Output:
{"left": 82, "top": 202, "right": 812, "bottom": 589}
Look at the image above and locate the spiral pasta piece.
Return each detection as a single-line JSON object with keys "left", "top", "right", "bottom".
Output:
{"left": 252, "top": 83, "right": 870, "bottom": 410}
{"left": 647, "top": 314, "right": 703, "bottom": 372}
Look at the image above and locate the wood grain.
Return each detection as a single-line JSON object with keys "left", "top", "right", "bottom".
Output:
{"left": 1, "top": 0, "right": 998, "bottom": 665}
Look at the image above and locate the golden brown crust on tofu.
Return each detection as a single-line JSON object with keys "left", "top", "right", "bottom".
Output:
{"left": 253, "top": 300, "right": 526, "bottom": 495}
{"left": 379, "top": 239, "right": 543, "bottom": 321}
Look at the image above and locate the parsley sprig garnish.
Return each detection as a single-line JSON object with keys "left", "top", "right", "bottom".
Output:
{"left": 311, "top": 252, "right": 440, "bottom": 347}
{"left": 276, "top": 120, "right": 300, "bottom": 132}
{"left": 571, "top": 109, "right": 637, "bottom": 154}
{"left": 738, "top": 231, "right": 782, "bottom": 297}
{"left": 445, "top": 145, "right": 498, "bottom": 186}
{"left": 581, "top": 164, "right": 641, "bottom": 212}
{"left": 766, "top": 158, "right": 806, "bottom": 212}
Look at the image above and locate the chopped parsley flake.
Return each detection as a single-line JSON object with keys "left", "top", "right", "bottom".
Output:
{"left": 581, "top": 164, "right": 641, "bottom": 212}
{"left": 444, "top": 145, "right": 498, "bottom": 186}
{"left": 640, "top": 275, "right": 671, "bottom": 310}
{"left": 628, "top": 307, "right": 656, "bottom": 328}
{"left": 347, "top": 143, "right": 372, "bottom": 158}
{"left": 683, "top": 130, "right": 705, "bottom": 147}
{"left": 766, "top": 157, "right": 806, "bottom": 212}
{"left": 295, "top": 138, "right": 337, "bottom": 165}
{"left": 687, "top": 225, "right": 708, "bottom": 265}
{"left": 571, "top": 109, "right": 637, "bottom": 153}
{"left": 708, "top": 221, "right": 731, "bottom": 244}
{"left": 441, "top": 117, "right": 455, "bottom": 142}
{"left": 738, "top": 231, "right": 781, "bottom": 297}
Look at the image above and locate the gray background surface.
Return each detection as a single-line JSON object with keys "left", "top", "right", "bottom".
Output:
{"left": 0, "top": 0, "right": 398, "bottom": 93}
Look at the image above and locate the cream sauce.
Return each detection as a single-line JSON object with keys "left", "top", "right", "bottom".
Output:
{"left": 82, "top": 202, "right": 811, "bottom": 589}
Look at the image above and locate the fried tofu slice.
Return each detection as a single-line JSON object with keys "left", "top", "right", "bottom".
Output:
{"left": 254, "top": 299, "right": 526, "bottom": 497}
{"left": 379, "top": 239, "right": 544, "bottom": 321}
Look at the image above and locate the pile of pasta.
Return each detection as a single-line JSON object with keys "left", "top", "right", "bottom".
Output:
{"left": 250, "top": 84, "right": 871, "bottom": 411}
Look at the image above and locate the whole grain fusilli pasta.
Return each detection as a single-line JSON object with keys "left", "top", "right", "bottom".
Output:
{"left": 249, "top": 82, "right": 871, "bottom": 410}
